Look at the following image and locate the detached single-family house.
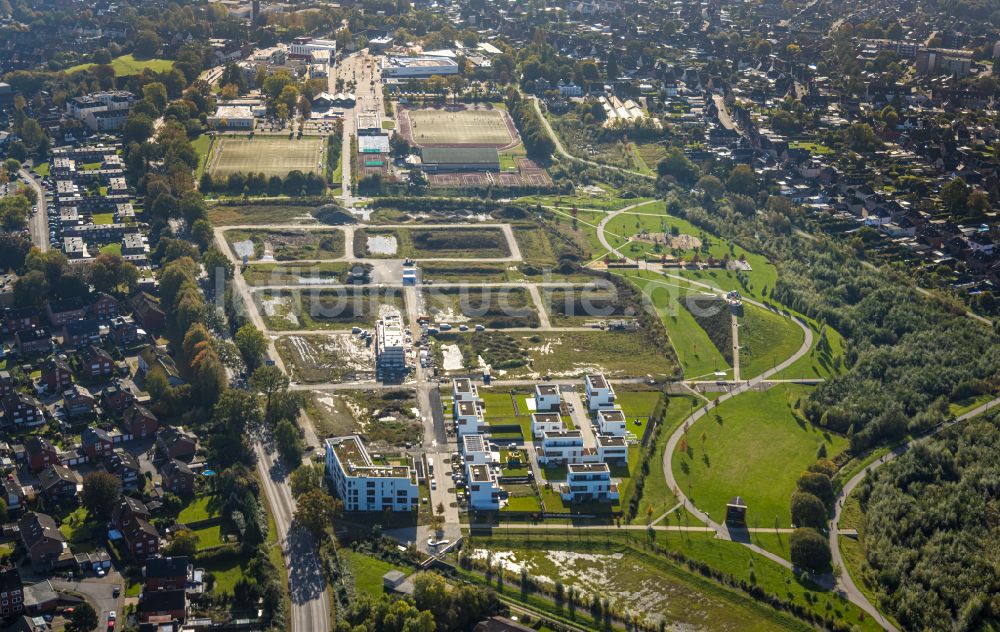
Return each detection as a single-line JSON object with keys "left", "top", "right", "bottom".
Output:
{"left": 160, "top": 459, "right": 195, "bottom": 496}
{"left": 19, "top": 513, "right": 71, "bottom": 570}
{"left": 38, "top": 464, "right": 83, "bottom": 503}
{"left": 156, "top": 427, "right": 197, "bottom": 461}
{"left": 4, "top": 394, "right": 44, "bottom": 430}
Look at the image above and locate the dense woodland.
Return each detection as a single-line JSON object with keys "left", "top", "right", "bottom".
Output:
{"left": 858, "top": 413, "right": 1000, "bottom": 630}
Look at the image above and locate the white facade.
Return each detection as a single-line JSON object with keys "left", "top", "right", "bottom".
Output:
{"left": 534, "top": 384, "right": 561, "bottom": 412}
{"left": 596, "top": 408, "right": 627, "bottom": 436}
{"left": 595, "top": 434, "right": 628, "bottom": 464}
{"left": 530, "top": 412, "right": 564, "bottom": 438}
{"left": 381, "top": 56, "right": 460, "bottom": 78}
{"left": 585, "top": 373, "right": 616, "bottom": 411}
{"left": 559, "top": 463, "right": 619, "bottom": 503}
{"left": 466, "top": 462, "right": 502, "bottom": 510}
{"left": 324, "top": 436, "right": 418, "bottom": 512}
{"left": 536, "top": 430, "right": 587, "bottom": 466}
{"left": 454, "top": 399, "right": 487, "bottom": 437}
{"left": 208, "top": 105, "right": 255, "bottom": 129}
{"left": 461, "top": 434, "right": 496, "bottom": 466}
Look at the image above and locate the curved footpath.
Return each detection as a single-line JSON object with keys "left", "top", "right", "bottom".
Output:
{"left": 590, "top": 202, "right": 900, "bottom": 629}
{"left": 531, "top": 97, "right": 655, "bottom": 180}
{"left": 829, "top": 396, "right": 1000, "bottom": 632}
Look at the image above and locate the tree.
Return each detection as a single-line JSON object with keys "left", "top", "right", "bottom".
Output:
{"left": 697, "top": 175, "right": 724, "bottom": 200}
{"left": 164, "top": 529, "right": 200, "bottom": 557}
{"left": 250, "top": 364, "right": 290, "bottom": 424}
{"left": 274, "top": 418, "right": 303, "bottom": 464}
{"left": 142, "top": 82, "right": 169, "bottom": 115}
{"left": 235, "top": 324, "right": 267, "bottom": 370}
{"left": 942, "top": 178, "right": 969, "bottom": 213}
{"left": 294, "top": 489, "right": 341, "bottom": 537}
{"left": 81, "top": 471, "right": 123, "bottom": 520}
{"left": 789, "top": 527, "right": 831, "bottom": 572}
{"left": 727, "top": 164, "right": 756, "bottom": 196}
{"left": 796, "top": 471, "right": 834, "bottom": 507}
{"left": 790, "top": 491, "right": 827, "bottom": 529}
{"left": 134, "top": 30, "right": 161, "bottom": 59}
{"left": 290, "top": 463, "right": 324, "bottom": 498}
{"left": 66, "top": 602, "right": 98, "bottom": 632}
{"left": 967, "top": 189, "right": 991, "bottom": 217}
{"left": 124, "top": 113, "right": 155, "bottom": 144}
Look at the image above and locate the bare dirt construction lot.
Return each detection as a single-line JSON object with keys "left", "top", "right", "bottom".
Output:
{"left": 225, "top": 229, "right": 345, "bottom": 261}
{"left": 276, "top": 334, "right": 373, "bottom": 383}
{"left": 305, "top": 390, "right": 423, "bottom": 447}
{"left": 398, "top": 104, "right": 519, "bottom": 149}
{"left": 209, "top": 137, "right": 325, "bottom": 178}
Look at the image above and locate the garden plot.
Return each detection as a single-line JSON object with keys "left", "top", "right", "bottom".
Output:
{"left": 355, "top": 227, "right": 512, "bottom": 259}
{"left": 225, "top": 229, "right": 344, "bottom": 261}
{"left": 422, "top": 287, "right": 539, "bottom": 329}
{"left": 275, "top": 334, "right": 373, "bottom": 383}
{"left": 254, "top": 287, "right": 405, "bottom": 331}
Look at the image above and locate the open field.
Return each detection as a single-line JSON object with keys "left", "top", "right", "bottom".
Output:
{"left": 276, "top": 335, "right": 374, "bottom": 383}
{"left": 356, "top": 226, "right": 511, "bottom": 259}
{"left": 630, "top": 273, "right": 729, "bottom": 378}
{"left": 629, "top": 395, "right": 703, "bottom": 525}
{"left": 342, "top": 549, "right": 406, "bottom": 597}
{"left": 208, "top": 137, "right": 325, "bottom": 178}
{"left": 65, "top": 54, "right": 174, "bottom": 75}
{"left": 672, "top": 384, "right": 848, "bottom": 528}
{"left": 254, "top": 287, "right": 404, "bottom": 331}
{"left": 738, "top": 302, "right": 806, "bottom": 378}
{"left": 399, "top": 105, "right": 516, "bottom": 147}
{"left": 226, "top": 228, "right": 344, "bottom": 261}
{"left": 465, "top": 540, "right": 809, "bottom": 631}
{"left": 208, "top": 204, "right": 321, "bottom": 225}
{"left": 305, "top": 389, "right": 420, "bottom": 446}
{"left": 242, "top": 262, "right": 357, "bottom": 286}
{"left": 422, "top": 286, "right": 540, "bottom": 328}
{"left": 465, "top": 528, "right": 882, "bottom": 632}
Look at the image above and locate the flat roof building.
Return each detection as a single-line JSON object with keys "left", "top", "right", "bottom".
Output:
{"left": 325, "top": 436, "right": 418, "bottom": 512}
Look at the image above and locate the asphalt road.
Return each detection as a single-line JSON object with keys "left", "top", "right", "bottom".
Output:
{"left": 19, "top": 168, "right": 48, "bottom": 252}
{"left": 50, "top": 574, "right": 124, "bottom": 628}
{"left": 828, "top": 396, "right": 1000, "bottom": 632}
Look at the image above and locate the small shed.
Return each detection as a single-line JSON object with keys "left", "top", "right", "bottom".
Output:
{"left": 383, "top": 570, "right": 414, "bottom": 594}
{"left": 726, "top": 496, "right": 747, "bottom": 526}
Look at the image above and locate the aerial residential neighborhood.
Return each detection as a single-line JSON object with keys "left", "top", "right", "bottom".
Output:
{"left": 0, "top": 0, "right": 998, "bottom": 630}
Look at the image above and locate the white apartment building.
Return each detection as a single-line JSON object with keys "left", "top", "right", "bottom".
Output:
{"left": 454, "top": 399, "right": 487, "bottom": 437}
{"left": 461, "top": 434, "right": 497, "bottom": 466}
{"left": 324, "top": 436, "right": 418, "bottom": 512}
{"left": 536, "top": 430, "right": 587, "bottom": 466}
{"left": 596, "top": 408, "right": 627, "bottom": 437}
{"left": 585, "top": 373, "right": 616, "bottom": 411}
{"left": 452, "top": 378, "right": 478, "bottom": 403}
{"left": 534, "top": 384, "right": 561, "bottom": 412}
{"left": 559, "top": 463, "right": 619, "bottom": 503}
{"left": 530, "top": 412, "right": 564, "bottom": 438}
{"left": 66, "top": 91, "right": 134, "bottom": 120}
{"left": 466, "top": 461, "right": 502, "bottom": 510}
{"left": 595, "top": 434, "right": 628, "bottom": 465}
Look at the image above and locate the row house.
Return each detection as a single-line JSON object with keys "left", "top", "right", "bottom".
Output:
{"left": 46, "top": 298, "right": 87, "bottom": 328}
{"left": 38, "top": 464, "right": 82, "bottom": 503}
{"left": 1, "top": 307, "right": 39, "bottom": 336}
{"left": 161, "top": 459, "right": 196, "bottom": 496}
{"left": 3, "top": 393, "right": 44, "bottom": 430}
{"left": 61, "top": 320, "right": 101, "bottom": 348}
{"left": 40, "top": 357, "right": 73, "bottom": 394}
{"left": 143, "top": 556, "right": 192, "bottom": 591}
{"left": 0, "top": 567, "right": 24, "bottom": 617}
{"left": 16, "top": 328, "right": 53, "bottom": 356}
{"left": 99, "top": 448, "right": 140, "bottom": 489}
{"left": 63, "top": 385, "right": 97, "bottom": 421}
{"left": 19, "top": 513, "right": 71, "bottom": 570}
{"left": 79, "top": 345, "right": 114, "bottom": 379}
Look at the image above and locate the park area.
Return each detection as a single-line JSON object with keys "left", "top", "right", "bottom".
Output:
{"left": 208, "top": 137, "right": 325, "bottom": 178}
{"left": 671, "top": 384, "right": 848, "bottom": 528}
{"left": 399, "top": 105, "right": 518, "bottom": 148}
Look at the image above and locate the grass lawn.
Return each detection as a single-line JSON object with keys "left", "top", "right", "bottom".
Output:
{"left": 99, "top": 243, "right": 122, "bottom": 256}
{"left": 788, "top": 141, "right": 833, "bottom": 154}
{"left": 342, "top": 549, "right": 404, "bottom": 597}
{"left": 58, "top": 507, "right": 92, "bottom": 543}
{"left": 203, "top": 556, "right": 245, "bottom": 595}
{"left": 629, "top": 272, "right": 729, "bottom": 379}
{"left": 515, "top": 330, "right": 676, "bottom": 380}
{"left": 192, "top": 134, "right": 213, "bottom": 176}
{"left": 33, "top": 162, "right": 50, "bottom": 177}
{"left": 737, "top": 303, "right": 805, "bottom": 378}
{"left": 92, "top": 213, "right": 114, "bottom": 225}
{"left": 630, "top": 395, "right": 702, "bottom": 524}
{"left": 65, "top": 54, "right": 175, "bottom": 76}
{"left": 209, "top": 136, "right": 325, "bottom": 178}
{"left": 672, "top": 384, "right": 848, "bottom": 528}
{"left": 192, "top": 524, "right": 224, "bottom": 549}
{"left": 773, "top": 319, "right": 846, "bottom": 380}
{"left": 178, "top": 495, "right": 221, "bottom": 523}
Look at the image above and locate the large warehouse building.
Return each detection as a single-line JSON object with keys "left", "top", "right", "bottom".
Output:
{"left": 419, "top": 147, "right": 500, "bottom": 171}
{"left": 381, "top": 56, "right": 460, "bottom": 78}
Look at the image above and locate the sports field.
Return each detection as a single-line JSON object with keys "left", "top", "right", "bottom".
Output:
{"left": 402, "top": 107, "right": 516, "bottom": 147}
{"left": 208, "top": 137, "right": 325, "bottom": 178}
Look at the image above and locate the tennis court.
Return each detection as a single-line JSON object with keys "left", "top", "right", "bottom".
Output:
{"left": 209, "top": 137, "right": 325, "bottom": 178}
